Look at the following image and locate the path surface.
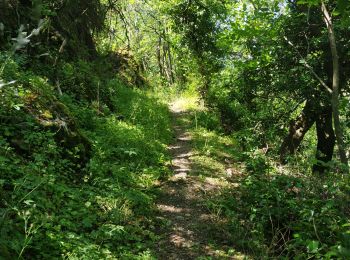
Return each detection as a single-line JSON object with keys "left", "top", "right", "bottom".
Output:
{"left": 154, "top": 102, "right": 238, "bottom": 259}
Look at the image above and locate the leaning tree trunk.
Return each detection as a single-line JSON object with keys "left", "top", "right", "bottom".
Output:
{"left": 322, "top": 2, "right": 349, "bottom": 172}
{"left": 280, "top": 100, "right": 316, "bottom": 163}
{"left": 280, "top": 99, "right": 336, "bottom": 173}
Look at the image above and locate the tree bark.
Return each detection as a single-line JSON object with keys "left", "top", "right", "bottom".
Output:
{"left": 163, "top": 42, "right": 171, "bottom": 82}
{"left": 313, "top": 105, "right": 335, "bottom": 173}
{"left": 157, "top": 37, "right": 163, "bottom": 77}
{"left": 280, "top": 100, "right": 316, "bottom": 163}
{"left": 280, "top": 98, "right": 336, "bottom": 173}
{"left": 321, "top": 2, "right": 349, "bottom": 172}
{"left": 166, "top": 43, "right": 175, "bottom": 84}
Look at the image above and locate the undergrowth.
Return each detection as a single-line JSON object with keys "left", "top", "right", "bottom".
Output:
{"left": 208, "top": 172, "right": 350, "bottom": 259}
{"left": 0, "top": 55, "right": 172, "bottom": 259}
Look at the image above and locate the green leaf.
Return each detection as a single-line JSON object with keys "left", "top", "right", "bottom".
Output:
{"left": 82, "top": 217, "right": 93, "bottom": 228}
{"left": 307, "top": 240, "right": 320, "bottom": 253}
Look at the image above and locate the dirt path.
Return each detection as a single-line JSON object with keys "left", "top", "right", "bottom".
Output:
{"left": 154, "top": 102, "right": 235, "bottom": 259}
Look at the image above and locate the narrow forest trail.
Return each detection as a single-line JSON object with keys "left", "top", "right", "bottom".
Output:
{"left": 154, "top": 99, "right": 245, "bottom": 260}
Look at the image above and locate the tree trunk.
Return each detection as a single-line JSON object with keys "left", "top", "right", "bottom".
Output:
{"left": 162, "top": 38, "right": 167, "bottom": 79}
{"left": 280, "top": 98, "right": 336, "bottom": 173}
{"left": 157, "top": 37, "right": 163, "bottom": 77}
{"left": 163, "top": 43, "right": 171, "bottom": 82}
{"left": 321, "top": 2, "right": 349, "bottom": 172}
{"left": 280, "top": 100, "right": 316, "bottom": 163}
{"left": 313, "top": 105, "right": 336, "bottom": 173}
{"left": 163, "top": 27, "right": 175, "bottom": 84}
{"left": 166, "top": 43, "right": 175, "bottom": 84}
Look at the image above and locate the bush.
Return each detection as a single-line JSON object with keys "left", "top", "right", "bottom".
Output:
{"left": 209, "top": 171, "right": 350, "bottom": 258}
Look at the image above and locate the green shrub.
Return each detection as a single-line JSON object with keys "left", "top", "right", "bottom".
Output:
{"left": 209, "top": 172, "right": 350, "bottom": 258}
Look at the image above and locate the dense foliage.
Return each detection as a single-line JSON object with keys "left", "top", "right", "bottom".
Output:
{"left": 1, "top": 0, "right": 349, "bottom": 259}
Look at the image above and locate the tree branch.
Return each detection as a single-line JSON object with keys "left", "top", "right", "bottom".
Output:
{"left": 283, "top": 36, "right": 332, "bottom": 94}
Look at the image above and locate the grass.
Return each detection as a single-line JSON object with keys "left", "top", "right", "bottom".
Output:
{"left": 0, "top": 65, "right": 173, "bottom": 258}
